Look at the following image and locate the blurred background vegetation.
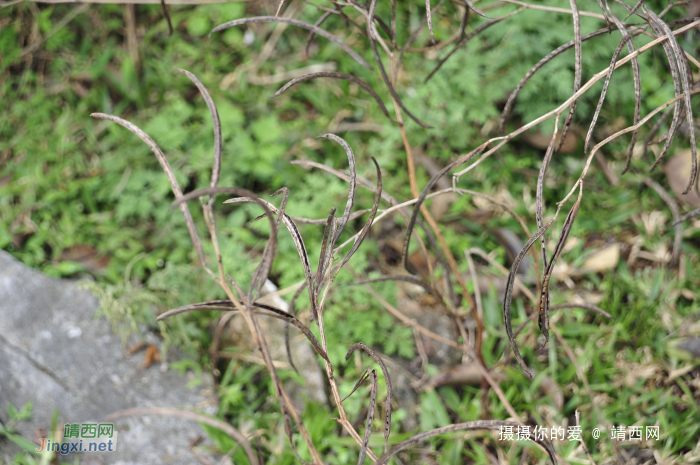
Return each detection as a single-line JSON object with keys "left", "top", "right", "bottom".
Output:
{"left": 1, "top": 0, "right": 700, "bottom": 462}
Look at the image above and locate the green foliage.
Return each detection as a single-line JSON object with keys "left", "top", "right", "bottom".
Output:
{"left": 3, "top": 0, "right": 700, "bottom": 463}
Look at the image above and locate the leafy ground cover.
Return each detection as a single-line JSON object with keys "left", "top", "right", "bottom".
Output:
{"left": 2, "top": 0, "right": 700, "bottom": 463}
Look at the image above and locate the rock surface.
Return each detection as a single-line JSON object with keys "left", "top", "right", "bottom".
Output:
{"left": 0, "top": 251, "right": 218, "bottom": 464}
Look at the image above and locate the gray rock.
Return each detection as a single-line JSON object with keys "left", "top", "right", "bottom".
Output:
{"left": 0, "top": 251, "right": 219, "bottom": 464}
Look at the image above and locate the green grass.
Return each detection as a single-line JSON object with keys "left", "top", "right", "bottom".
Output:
{"left": 2, "top": 0, "right": 700, "bottom": 463}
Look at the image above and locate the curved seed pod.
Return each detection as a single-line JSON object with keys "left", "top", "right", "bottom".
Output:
{"left": 536, "top": 123, "right": 558, "bottom": 271}
{"left": 642, "top": 106, "right": 674, "bottom": 164}
{"left": 346, "top": 343, "right": 392, "bottom": 453}
{"left": 504, "top": 222, "right": 556, "bottom": 378}
{"left": 497, "top": 27, "right": 615, "bottom": 135}
{"left": 271, "top": 187, "right": 290, "bottom": 230}
{"left": 556, "top": 0, "right": 582, "bottom": 153}
{"left": 332, "top": 157, "right": 383, "bottom": 277}
{"left": 426, "top": 0, "right": 435, "bottom": 44}
{"left": 342, "top": 368, "right": 370, "bottom": 402}
{"left": 367, "top": 0, "right": 433, "bottom": 128}
{"left": 250, "top": 189, "right": 290, "bottom": 303}
{"left": 583, "top": 33, "right": 639, "bottom": 154}
{"left": 646, "top": 7, "right": 697, "bottom": 193}
{"left": 425, "top": 10, "right": 519, "bottom": 83}
{"left": 91, "top": 113, "right": 207, "bottom": 269}
{"left": 606, "top": 12, "right": 642, "bottom": 174}
{"left": 305, "top": 11, "right": 332, "bottom": 57}
{"left": 159, "top": 0, "right": 173, "bottom": 36}
{"left": 645, "top": 11, "right": 684, "bottom": 177}
{"left": 672, "top": 207, "right": 700, "bottom": 226}
{"left": 210, "top": 17, "right": 373, "bottom": 71}
{"left": 178, "top": 69, "right": 222, "bottom": 195}
{"left": 223, "top": 196, "right": 319, "bottom": 321}
{"left": 374, "top": 420, "right": 558, "bottom": 465}
{"left": 395, "top": 0, "right": 449, "bottom": 79}
{"left": 594, "top": 0, "right": 611, "bottom": 30}
{"left": 625, "top": 0, "right": 644, "bottom": 19}
{"left": 156, "top": 300, "right": 329, "bottom": 362}
{"left": 276, "top": 209, "right": 372, "bottom": 225}
{"left": 291, "top": 158, "right": 445, "bottom": 302}
{"left": 464, "top": 0, "right": 490, "bottom": 18}
{"left": 538, "top": 198, "right": 581, "bottom": 345}
{"left": 535, "top": 123, "right": 558, "bottom": 322}
{"left": 357, "top": 369, "right": 378, "bottom": 465}
{"left": 273, "top": 72, "right": 397, "bottom": 123}
{"left": 315, "top": 207, "right": 337, "bottom": 293}
{"left": 170, "top": 187, "right": 279, "bottom": 306}
{"left": 317, "top": 134, "right": 356, "bottom": 246}
{"left": 506, "top": 302, "right": 612, "bottom": 359}
{"left": 401, "top": 145, "right": 485, "bottom": 274}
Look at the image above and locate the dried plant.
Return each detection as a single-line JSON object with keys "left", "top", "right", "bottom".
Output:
{"left": 92, "top": 0, "right": 700, "bottom": 462}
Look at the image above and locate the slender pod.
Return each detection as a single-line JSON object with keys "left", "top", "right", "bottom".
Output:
{"left": 366, "top": 0, "right": 433, "bottom": 128}
{"left": 273, "top": 73, "right": 397, "bottom": 122}
{"left": 556, "top": 0, "right": 582, "bottom": 153}
{"left": 156, "top": 300, "right": 329, "bottom": 361}
{"left": 538, "top": 197, "right": 581, "bottom": 345}
{"left": 646, "top": 7, "right": 697, "bottom": 193}
{"left": 317, "top": 134, "right": 357, "bottom": 246}
{"left": 346, "top": 343, "right": 393, "bottom": 452}
{"left": 91, "top": 113, "right": 208, "bottom": 270}
{"left": 223, "top": 196, "right": 319, "bottom": 320}
{"left": 210, "top": 17, "right": 374, "bottom": 71}
{"left": 504, "top": 221, "right": 557, "bottom": 378}
{"left": 357, "top": 369, "right": 378, "bottom": 465}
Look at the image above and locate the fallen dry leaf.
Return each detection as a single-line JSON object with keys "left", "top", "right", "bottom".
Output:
{"left": 665, "top": 150, "right": 700, "bottom": 208}
{"left": 58, "top": 244, "right": 111, "bottom": 272}
{"left": 582, "top": 244, "right": 620, "bottom": 272}
{"left": 127, "top": 341, "right": 146, "bottom": 355}
{"left": 142, "top": 344, "right": 160, "bottom": 369}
